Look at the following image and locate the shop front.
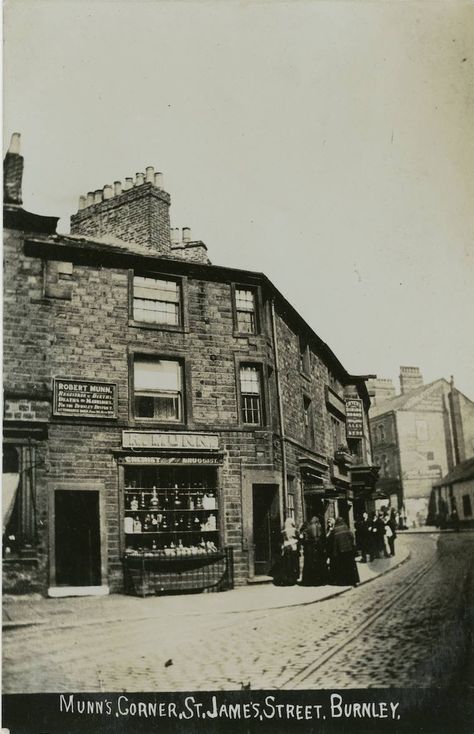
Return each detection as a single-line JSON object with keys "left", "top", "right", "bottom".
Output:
{"left": 117, "top": 431, "right": 234, "bottom": 596}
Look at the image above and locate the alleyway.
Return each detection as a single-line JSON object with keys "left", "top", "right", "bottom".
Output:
{"left": 3, "top": 533, "right": 473, "bottom": 692}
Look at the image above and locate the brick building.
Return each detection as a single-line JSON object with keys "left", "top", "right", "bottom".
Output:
{"left": 3, "top": 134, "right": 377, "bottom": 596}
{"left": 368, "top": 368, "right": 474, "bottom": 527}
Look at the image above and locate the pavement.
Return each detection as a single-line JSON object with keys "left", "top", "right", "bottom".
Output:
{"left": 3, "top": 542, "right": 410, "bottom": 630}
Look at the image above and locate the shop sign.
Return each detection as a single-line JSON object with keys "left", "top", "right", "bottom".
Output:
{"left": 53, "top": 378, "right": 117, "bottom": 418}
{"left": 121, "top": 455, "right": 222, "bottom": 465}
{"left": 122, "top": 431, "right": 219, "bottom": 451}
{"left": 345, "top": 398, "right": 364, "bottom": 438}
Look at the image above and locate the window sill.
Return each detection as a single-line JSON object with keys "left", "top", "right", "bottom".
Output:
{"left": 233, "top": 330, "right": 259, "bottom": 339}
{"left": 3, "top": 553, "right": 39, "bottom": 565}
{"left": 129, "top": 419, "right": 188, "bottom": 429}
{"left": 129, "top": 319, "right": 186, "bottom": 334}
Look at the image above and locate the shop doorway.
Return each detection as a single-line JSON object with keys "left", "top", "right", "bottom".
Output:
{"left": 55, "top": 490, "right": 101, "bottom": 586}
{"left": 252, "top": 484, "right": 280, "bottom": 576}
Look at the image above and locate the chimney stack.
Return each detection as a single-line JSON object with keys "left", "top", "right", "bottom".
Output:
{"left": 399, "top": 366, "right": 423, "bottom": 395}
{"left": 3, "top": 132, "right": 24, "bottom": 205}
{"left": 70, "top": 164, "right": 172, "bottom": 255}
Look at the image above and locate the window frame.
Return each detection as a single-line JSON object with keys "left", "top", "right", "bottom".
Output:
{"left": 231, "top": 283, "right": 262, "bottom": 336}
{"left": 129, "top": 270, "right": 188, "bottom": 333}
{"left": 2, "top": 441, "right": 38, "bottom": 556}
{"left": 303, "top": 394, "right": 314, "bottom": 446}
{"left": 235, "top": 359, "right": 267, "bottom": 427}
{"left": 129, "top": 351, "right": 190, "bottom": 426}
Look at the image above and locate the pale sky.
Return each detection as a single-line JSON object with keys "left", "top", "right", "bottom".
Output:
{"left": 4, "top": 1, "right": 474, "bottom": 398}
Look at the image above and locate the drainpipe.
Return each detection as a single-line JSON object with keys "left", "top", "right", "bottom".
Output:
{"left": 270, "top": 299, "right": 287, "bottom": 521}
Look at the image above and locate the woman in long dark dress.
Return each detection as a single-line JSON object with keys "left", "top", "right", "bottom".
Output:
{"left": 329, "top": 517, "right": 360, "bottom": 586}
{"left": 272, "top": 517, "right": 300, "bottom": 586}
{"left": 301, "top": 516, "right": 328, "bottom": 586}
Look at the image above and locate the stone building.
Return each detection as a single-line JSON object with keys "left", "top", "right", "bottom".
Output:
{"left": 431, "top": 457, "right": 474, "bottom": 529}
{"left": 3, "top": 134, "right": 377, "bottom": 596}
{"left": 369, "top": 368, "right": 474, "bottom": 527}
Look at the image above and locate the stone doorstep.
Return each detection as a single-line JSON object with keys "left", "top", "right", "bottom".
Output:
{"left": 2, "top": 547, "right": 410, "bottom": 630}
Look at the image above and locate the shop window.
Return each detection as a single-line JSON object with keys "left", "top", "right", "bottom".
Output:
{"left": 123, "top": 465, "right": 219, "bottom": 556}
{"left": 133, "top": 275, "right": 181, "bottom": 326}
{"left": 3, "top": 443, "right": 37, "bottom": 555}
{"left": 239, "top": 364, "right": 263, "bottom": 425}
{"left": 134, "top": 358, "right": 183, "bottom": 422}
{"left": 234, "top": 288, "right": 257, "bottom": 334}
{"left": 462, "top": 494, "right": 472, "bottom": 518}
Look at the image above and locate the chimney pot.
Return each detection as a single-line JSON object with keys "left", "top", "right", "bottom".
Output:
{"left": 182, "top": 227, "right": 191, "bottom": 243}
{"left": 170, "top": 228, "right": 180, "bottom": 245}
{"left": 154, "top": 172, "right": 164, "bottom": 188}
{"left": 135, "top": 172, "right": 145, "bottom": 187}
{"left": 145, "top": 166, "right": 155, "bottom": 183}
{"left": 94, "top": 190, "right": 103, "bottom": 204}
{"left": 103, "top": 185, "right": 113, "bottom": 200}
{"left": 114, "top": 180, "right": 122, "bottom": 196}
{"left": 8, "top": 132, "right": 21, "bottom": 155}
{"left": 78, "top": 195, "right": 87, "bottom": 210}
{"left": 86, "top": 192, "right": 95, "bottom": 207}
{"left": 123, "top": 177, "right": 133, "bottom": 191}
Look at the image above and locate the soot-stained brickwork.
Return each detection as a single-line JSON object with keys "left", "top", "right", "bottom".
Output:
{"left": 3, "top": 134, "right": 377, "bottom": 596}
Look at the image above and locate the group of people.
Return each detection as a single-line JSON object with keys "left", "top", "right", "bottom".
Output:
{"left": 271, "top": 515, "right": 360, "bottom": 588}
{"left": 355, "top": 508, "right": 397, "bottom": 562}
{"left": 271, "top": 507, "right": 398, "bottom": 589}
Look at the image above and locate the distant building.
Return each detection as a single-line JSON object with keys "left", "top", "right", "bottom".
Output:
{"left": 431, "top": 457, "right": 474, "bottom": 529}
{"left": 369, "top": 367, "right": 474, "bottom": 528}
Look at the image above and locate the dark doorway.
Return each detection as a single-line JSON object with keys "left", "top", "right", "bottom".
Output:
{"left": 55, "top": 491, "right": 101, "bottom": 586}
{"left": 252, "top": 484, "right": 280, "bottom": 576}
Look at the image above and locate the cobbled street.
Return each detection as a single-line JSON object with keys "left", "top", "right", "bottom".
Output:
{"left": 3, "top": 533, "right": 474, "bottom": 693}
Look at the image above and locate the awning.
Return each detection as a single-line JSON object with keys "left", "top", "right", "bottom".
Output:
{"left": 3, "top": 473, "right": 20, "bottom": 531}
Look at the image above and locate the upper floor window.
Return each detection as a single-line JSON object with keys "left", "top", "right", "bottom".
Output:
{"left": 235, "top": 288, "right": 257, "bottom": 334}
{"left": 300, "top": 338, "right": 310, "bottom": 375}
{"left": 303, "top": 395, "right": 313, "bottom": 444}
{"left": 240, "top": 365, "right": 262, "bottom": 425}
{"left": 377, "top": 425, "right": 385, "bottom": 443}
{"left": 134, "top": 358, "right": 183, "bottom": 422}
{"left": 133, "top": 276, "right": 181, "bottom": 326}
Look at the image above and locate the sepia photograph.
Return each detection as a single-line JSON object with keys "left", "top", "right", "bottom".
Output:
{"left": 2, "top": 1, "right": 474, "bottom": 732}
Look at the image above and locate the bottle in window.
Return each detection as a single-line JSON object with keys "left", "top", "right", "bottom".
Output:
{"left": 140, "top": 491, "right": 146, "bottom": 509}
{"left": 151, "top": 513, "right": 158, "bottom": 530}
{"left": 130, "top": 495, "right": 139, "bottom": 512}
{"left": 150, "top": 487, "right": 159, "bottom": 509}
{"left": 193, "top": 515, "right": 201, "bottom": 530}
{"left": 173, "top": 486, "right": 182, "bottom": 507}
{"left": 152, "top": 539, "right": 157, "bottom": 551}
{"left": 143, "top": 514, "right": 151, "bottom": 532}
{"left": 124, "top": 516, "right": 134, "bottom": 534}
{"left": 173, "top": 517, "right": 179, "bottom": 530}
{"left": 188, "top": 495, "right": 195, "bottom": 510}
{"left": 133, "top": 515, "right": 142, "bottom": 533}
{"left": 161, "top": 516, "right": 169, "bottom": 531}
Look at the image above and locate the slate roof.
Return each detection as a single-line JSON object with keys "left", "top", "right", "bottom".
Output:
{"left": 433, "top": 457, "right": 474, "bottom": 487}
{"left": 370, "top": 379, "right": 449, "bottom": 418}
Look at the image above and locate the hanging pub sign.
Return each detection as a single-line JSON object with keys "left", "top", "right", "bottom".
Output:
{"left": 53, "top": 378, "right": 117, "bottom": 418}
{"left": 345, "top": 398, "right": 364, "bottom": 438}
